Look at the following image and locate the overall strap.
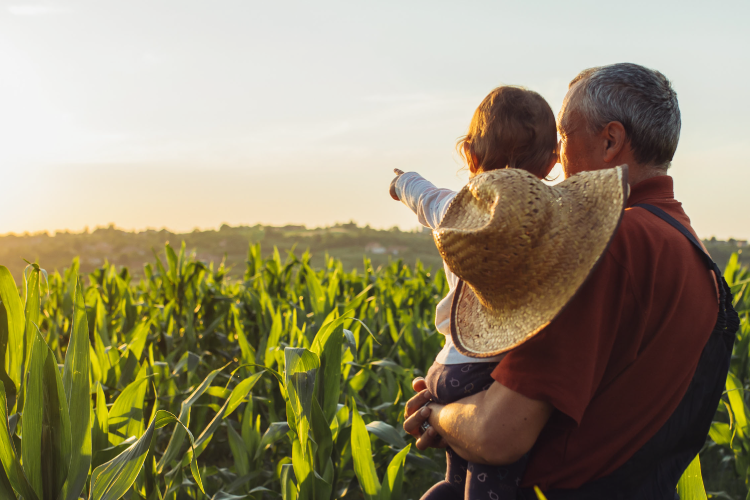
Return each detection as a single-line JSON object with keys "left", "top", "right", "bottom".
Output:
{"left": 632, "top": 204, "right": 719, "bottom": 275}
{"left": 634, "top": 203, "right": 736, "bottom": 334}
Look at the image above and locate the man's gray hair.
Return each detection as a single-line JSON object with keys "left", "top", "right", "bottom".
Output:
{"left": 562, "top": 63, "right": 681, "bottom": 168}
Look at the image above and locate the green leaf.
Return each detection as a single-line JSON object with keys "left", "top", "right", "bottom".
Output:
{"left": 22, "top": 324, "right": 46, "bottom": 500}
{"left": 89, "top": 410, "right": 204, "bottom": 500}
{"left": 61, "top": 278, "right": 92, "bottom": 500}
{"left": 0, "top": 267, "right": 24, "bottom": 404}
{"left": 108, "top": 370, "right": 149, "bottom": 446}
{"left": 187, "top": 396, "right": 232, "bottom": 461}
{"left": 291, "top": 439, "right": 313, "bottom": 500}
{"left": 225, "top": 371, "right": 265, "bottom": 419}
{"left": 0, "top": 381, "right": 38, "bottom": 500}
{"left": 94, "top": 296, "right": 112, "bottom": 348}
{"left": 265, "top": 311, "right": 283, "bottom": 369}
{"left": 0, "top": 461, "right": 15, "bottom": 500}
{"left": 41, "top": 332, "right": 72, "bottom": 500}
{"left": 241, "top": 407, "right": 260, "bottom": 463}
{"left": 165, "top": 243, "right": 179, "bottom": 285}
{"left": 709, "top": 421, "right": 731, "bottom": 446}
{"left": 227, "top": 425, "right": 249, "bottom": 477}
{"left": 93, "top": 383, "right": 110, "bottom": 454}
{"left": 211, "top": 491, "right": 247, "bottom": 500}
{"left": 380, "top": 444, "right": 410, "bottom": 500}
{"left": 255, "top": 422, "right": 291, "bottom": 460}
{"left": 675, "top": 454, "right": 707, "bottom": 500}
{"left": 366, "top": 421, "right": 407, "bottom": 449}
{"left": 284, "top": 348, "right": 319, "bottom": 459}
{"left": 303, "top": 265, "right": 327, "bottom": 320}
{"left": 157, "top": 364, "right": 227, "bottom": 472}
{"left": 726, "top": 373, "right": 748, "bottom": 438}
{"left": 310, "top": 399, "right": 332, "bottom": 471}
{"left": 22, "top": 264, "right": 41, "bottom": 386}
{"left": 311, "top": 320, "right": 345, "bottom": 424}
{"left": 313, "top": 459, "right": 334, "bottom": 500}
{"left": 350, "top": 400, "right": 381, "bottom": 500}
{"left": 280, "top": 464, "right": 297, "bottom": 500}
{"left": 233, "top": 308, "right": 256, "bottom": 367}
{"left": 126, "top": 321, "right": 150, "bottom": 361}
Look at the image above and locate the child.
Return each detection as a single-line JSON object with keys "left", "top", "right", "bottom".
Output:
{"left": 389, "top": 86, "right": 558, "bottom": 500}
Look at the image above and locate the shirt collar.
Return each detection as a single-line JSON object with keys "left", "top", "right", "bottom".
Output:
{"left": 626, "top": 175, "right": 674, "bottom": 208}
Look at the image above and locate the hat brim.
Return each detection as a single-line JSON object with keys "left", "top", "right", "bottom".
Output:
{"left": 449, "top": 165, "right": 629, "bottom": 357}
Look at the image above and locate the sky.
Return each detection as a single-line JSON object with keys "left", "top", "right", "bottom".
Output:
{"left": 0, "top": 0, "right": 748, "bottom": 239}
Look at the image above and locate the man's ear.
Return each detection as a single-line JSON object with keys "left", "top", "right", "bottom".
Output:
{"left": 601, "top": 121, "right": 628, "bottom": 163}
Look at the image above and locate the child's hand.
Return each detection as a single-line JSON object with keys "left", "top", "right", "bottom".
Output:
{"left": 389, "top": 168, "right": 405, "bottom": 201}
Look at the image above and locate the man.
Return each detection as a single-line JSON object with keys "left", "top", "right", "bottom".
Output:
{"left": 403, "top": 63, "right": 736, "bottom": 496}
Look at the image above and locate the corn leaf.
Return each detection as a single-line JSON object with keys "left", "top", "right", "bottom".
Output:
{"left": 89, "top": 410, "right": 203, "bottom": 500}
{"left": 726, "top": 373, "right": 748, "bottom": 438}
{"left": 284, "top": 348, "right": 319, "bottom": 459}
{"left": 350, "top": 400, "right": 381, "bottom": 500}
{"left": 280, "top": 464, "right": 297, "bottom": 500}
{"left": 226, "top": 425, "right": 249, "bottom": 477}
{"left": 185, "top": 396, "right": 232, "bottom": 461}
{"left": 291, "top": 439, "right": 313, "bottom": 500}
{"left": 0, "top": 267, "right": 24, "bottom": 404}
{"left": 0, "top": 381, "right": 38, "bottom": 500}
{"left": 93, "top": 383, "right": 109, "bottom": 454}
{"left": 311, "top": 319, "right": 345, "bottom": 424}
{"left": 379, "top": 444, "right": 410, "bottom": 500}
{"left": 125, "top": 321, "right": 150, "bottom": 361}
{"left": 40, "top": 331, "right": 72, "bottom": 500}
{"left": 61, "top": 278, "right": 92, "bottom": 500}
{"left": 156, "top": 364, "right": 227, "bottom": 472}
{"left": 0, "top": 462, "right": 14, "bottom": 500}
{"left": 366, "top": 421, "right": 406, "bottom": 449}
{"left": 108, "top": 370, "right": 149, "bottom": 446}
{"left": 224, "top": 370, "right": 265, "bottom": 419}
{"left": 254, "top": 422, "right": 290, "bottom": 460}
{"left": 22, "top": 324, "right": 46, "bottom": 500}
{"left": 676, "top": 454, "right": 707, "bottom": 500}
{"left": 311, "top": 398, "right": 332, "bottom": 472}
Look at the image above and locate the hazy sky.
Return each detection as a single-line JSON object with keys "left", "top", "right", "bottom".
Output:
{"left": 1, "top": 0, "right": 748, "bottom": 238}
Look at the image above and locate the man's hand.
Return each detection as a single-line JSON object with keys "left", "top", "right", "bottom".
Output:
{"left": 403, "top": 377, "right": 447, "bottom": 451}
{"left": 389, "top": 169, "right": 405, "bottom": 201}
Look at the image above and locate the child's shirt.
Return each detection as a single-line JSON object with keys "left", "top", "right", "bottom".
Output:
{"left": 395, "top": 172, "right": 504, "bottom": 365}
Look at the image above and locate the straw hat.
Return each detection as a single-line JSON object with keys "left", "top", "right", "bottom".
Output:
{"left": 434, "top": 165, "right": 628, "bottom": 357}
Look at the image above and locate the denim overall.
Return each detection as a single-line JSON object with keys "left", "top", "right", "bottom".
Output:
{"left": 518, "top": 204, "right": 739, "bottom": 500}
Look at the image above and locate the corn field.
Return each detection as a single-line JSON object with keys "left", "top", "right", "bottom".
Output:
{"left": 0, "top": 242, "right": 748, "bottom": 500}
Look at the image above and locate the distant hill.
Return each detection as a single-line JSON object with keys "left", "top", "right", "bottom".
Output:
{"left": 0, "top": 223, "right": 444, "bottom": 283}
{"left": 0, "top": 223, "right": 745, "bottom": 283}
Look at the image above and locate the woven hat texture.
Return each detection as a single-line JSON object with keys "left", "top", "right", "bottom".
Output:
{"left": 434, "top": 165, "right": 628, "bottom": 357}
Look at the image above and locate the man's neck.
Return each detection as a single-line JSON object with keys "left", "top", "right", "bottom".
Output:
{"left": 626, "top": 163, "right": 668, "bottom": 186}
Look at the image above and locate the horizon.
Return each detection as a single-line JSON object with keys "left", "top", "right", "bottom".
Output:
{"left": 1, "top": 220, "right": 746, "bottom": 243}
{"left": 1, "top": 0, "right": 748, "bottom": 239}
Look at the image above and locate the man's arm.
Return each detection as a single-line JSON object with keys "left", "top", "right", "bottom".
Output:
{"left": 404, "top": 379, "right": 552, "bottom": 465}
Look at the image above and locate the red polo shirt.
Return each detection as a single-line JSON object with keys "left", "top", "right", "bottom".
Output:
{"left": 492, "top": 175, "right": 718, "bottom": 490}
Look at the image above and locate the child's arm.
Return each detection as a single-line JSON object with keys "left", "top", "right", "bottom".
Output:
{"left": 390, "top": 170, "right": 457, "bottom": 230}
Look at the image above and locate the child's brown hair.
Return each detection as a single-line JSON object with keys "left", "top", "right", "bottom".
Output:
{"left": 458, "top": 86, "right": 557, "bottom": 178}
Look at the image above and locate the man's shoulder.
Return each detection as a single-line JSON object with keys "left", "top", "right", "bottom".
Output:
{"left": 605, "top": 202, "right": 706, "bottom": 284}
{"left": 608, "top": 205, "right": 679, "bottom": 259}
